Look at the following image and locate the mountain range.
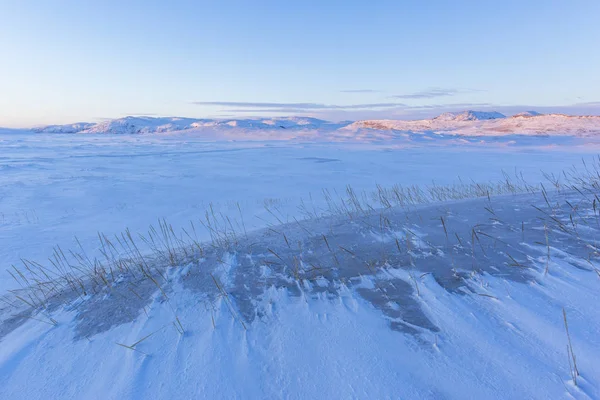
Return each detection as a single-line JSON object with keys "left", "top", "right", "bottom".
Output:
{"left": 27, "top": 111, "right": 600, "bottom": 137}
{"left": 346, "top": 111, "right": 600, "bottom": 136}
{"left": 32, "top": 116, "right": 345, "bottom": 134}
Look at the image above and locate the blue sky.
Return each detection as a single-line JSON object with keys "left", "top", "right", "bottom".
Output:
{"left": 1, "top": 0, "right": 599, "bottom": 127}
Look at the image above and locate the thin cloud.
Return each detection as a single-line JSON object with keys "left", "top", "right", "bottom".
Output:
{"left": 575, "top": 101, "right": 600, "bottom": 107}
{"left": 192, "top": 101, "right": 406, "bottom": 111}
{"left": 190, "top": 99, "right": 600, "bottom": 122}
{"left": 390, "top": 87, "right": 487, "bottom": 100}
{"left": 224, "top": 108, "right": 320, "bottom": 113}
{"left": 317, "top": 102, "right": 600, "bottom": 121}
{"left": 390, "top": 88, "right": 460, "bottom": 99}
{"left": 339, "top": 89, "right": 382, "bottom": 93}
{"left": 411, "top": 102, "right": 494, "bottom": 110}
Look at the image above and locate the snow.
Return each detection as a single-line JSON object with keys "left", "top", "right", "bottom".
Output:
{"left": 2, "top": 130, "right": 598, "bottom": 295}
{"left": 32, "top": 116, "right": 343, "bottom": 135}
{"left": 348, "top": 112, "right": 600, "bottom": 136}
{"left": 30, "top": 122, "right": 96, "bottom": 133}
{"left": 513, "top": 110, "right": 542, "bottom": 117}
{"left": 29, "top": 111, "right": 600, "bottom": 137}
{"left": 1, "top": 128, "right": 600, "bottom": 399}
{"left": 433, "top": 110, "right": 506, "bottom": 121}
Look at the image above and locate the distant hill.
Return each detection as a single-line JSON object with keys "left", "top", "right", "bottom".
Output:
{"left": 27, "top": 111, "right": 600, "bottom": 137}
{"left": 32, "top": 116, "right": 341, "bottom": 134}
{"left": 512, "top": 111, "right": 542, "bottom": 117}
{"left": 433, "top": 110, "right": 506, "bottom": 121}
{"left": 346, "top": 111, "right": 600, "bottom": 136}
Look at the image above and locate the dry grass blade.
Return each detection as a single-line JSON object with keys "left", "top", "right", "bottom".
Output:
{"left": 115, "top": 325, "right": 167, "bottom": 354}
{"left": 562, "top": 308, "right": 579, "bottom": 385}
{"left": 115, "top": 342, "right": 148, "bottom": 355}
{"left": 477, "top": 293, "right": 499, "bottom": 300}
{"left": 440, "top": 216, "right": 449, "bottom": 240}
{"left": 210, "top": 273, "right": 247, "bottom": 330}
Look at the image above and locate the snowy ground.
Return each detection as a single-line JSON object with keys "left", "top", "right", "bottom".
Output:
{"left": 1, "top": 131, "right": 599, "bottom": 399}
{"left": 1, "top": 131, "right": 597, "bottom": 292}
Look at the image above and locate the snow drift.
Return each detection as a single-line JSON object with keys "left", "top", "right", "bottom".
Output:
{"left": 1, "top": 179, "right": 599, "bottom": 399}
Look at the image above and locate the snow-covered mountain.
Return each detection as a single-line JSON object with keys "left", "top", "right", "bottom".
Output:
{"left": 433, "top": 110, "right": 506, "bottom": 121}
{"left": 33, "top": 122, "right": 97, "bottom": 133}
{"left": 512, "top": 111, "right": 542, "bottom": 117}
{"left": 32, "top": 116, "right": 341, "bottom": 134}
{"left": 348, "top": 111, "right": 600, "bottom": 136}
{"left": 29, "top": 111, "right": 600, "bottom": 137}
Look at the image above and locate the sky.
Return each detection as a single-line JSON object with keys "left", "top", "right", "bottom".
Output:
{"left": 1, "top": 0, "right": 600, "bottom": 127}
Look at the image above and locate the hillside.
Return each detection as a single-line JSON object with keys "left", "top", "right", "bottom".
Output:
{"left": 348, "top": 112, "right": 600, "bottom": 136}
{"left": 28, "top": 111, "right": 600, "bottom": 138}
{"left": 433, "top": 110, "right": 506, "bottom": 121}
{"left": 32, "top": 116, "right": 341, "bottom": 134}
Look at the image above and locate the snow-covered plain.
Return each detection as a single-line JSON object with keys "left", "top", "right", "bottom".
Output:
{"left": 1, "top": 126, "right": 600, "bottom": 399}
{"left": 2, "top": 129, "right": 597, "bottom": 293}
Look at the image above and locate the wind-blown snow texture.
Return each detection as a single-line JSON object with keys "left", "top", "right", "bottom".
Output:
{"left": 1, "top": 129, "right": 600, "bottom": 399}
{"left": 1, "top": 190, "right": 599, "bottom": 399}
